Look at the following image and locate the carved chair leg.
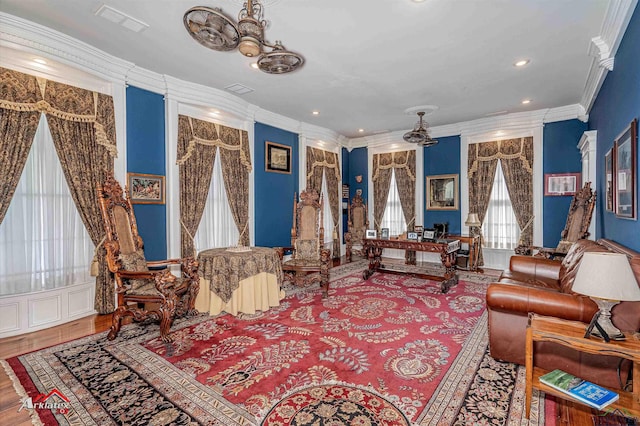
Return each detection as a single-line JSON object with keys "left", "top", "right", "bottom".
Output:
{"left": 158, "top": 296, "right": 178, "bottom": 342}
{"left": 107, "top": 306, "right": 126, "bottom": 340}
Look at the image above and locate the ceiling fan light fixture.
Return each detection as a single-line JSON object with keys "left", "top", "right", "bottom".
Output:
{"left": 184, "top": 0, "right": 303, "bottom": 74}
{"left": 403, "top": 111, "right": 438, "bottom": 146}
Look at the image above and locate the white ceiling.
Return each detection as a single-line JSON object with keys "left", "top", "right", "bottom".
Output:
{"left": 0, "top": 0, "right": 627, "bottom": 139}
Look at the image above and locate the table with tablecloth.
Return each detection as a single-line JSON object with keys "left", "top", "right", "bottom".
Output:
{"left": 195, "top": 246, "right": 284, "bottom": 315}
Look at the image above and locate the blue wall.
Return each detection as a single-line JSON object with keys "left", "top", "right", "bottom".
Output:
{"left": 542, "top": 119, "right": 587, "bottom": 246}
{"left": 348, "top": 147, "right": 368, "bottom": 202}
{"left": 424, "top": 135, "right": 462, "bottom": 234}
{"left": 589, "top": 4, "right": 640, "bottom": 251}
{"left": 254, "top": 122, "right": 299, "bottom": 247}
{"left": 126, "top": 86, "right": 166, "bottom": 261}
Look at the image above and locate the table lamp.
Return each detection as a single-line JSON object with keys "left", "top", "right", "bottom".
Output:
{"left": 465, "top": 213, "right": 481, "bottom": 228}
{"left": 571, "top": 252, "right": 640, "bottom": 341}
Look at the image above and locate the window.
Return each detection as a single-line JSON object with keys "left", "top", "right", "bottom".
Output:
{"left": 0, "top": 115, "right": 94, "bottom": 296}
{"left": 320, "top": 172, "right": 334, "bottom": 246}
{"left": 381, "top": 169, "right": 407, "bottom": 236}
{"left": 482, "top": 161, "right": 520, "bottom": 249}
{"left": 194, "top": 152, "right": 239, "bottom": 250}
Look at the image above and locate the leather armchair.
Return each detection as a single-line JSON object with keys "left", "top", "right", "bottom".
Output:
{"left": 487, "top": 239, "right": 640, "bottom": 389}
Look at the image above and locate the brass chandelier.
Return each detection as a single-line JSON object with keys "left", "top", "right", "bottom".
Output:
{"left": 184, "top": 0, "right": 304, "bottom": 74}
{"left": 403, "top": 112, "right": 438, "bottom": 146}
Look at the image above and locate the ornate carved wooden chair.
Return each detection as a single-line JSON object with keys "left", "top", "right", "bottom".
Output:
{"left": 516, "top": 182, "right": 596, "bottom": 260}
{"left": 98, "top": 173, "right": 199, "bottom": 342}
{"left": 280, "top": 189, "right": 331, "bottom": 298}
{"left": 345, "top": 193, "right": 369, "bottom": 262}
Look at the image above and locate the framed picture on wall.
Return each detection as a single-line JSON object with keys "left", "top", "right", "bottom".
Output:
{"left": 605, "top": 148, "right": 614, "bottom": 212}
{"left": 544, "top": 172, "right": 581, "bottom": 196}
{"left": 614, "top": 118, "right": 637, "bottom": 219}
{"left": 265, "top": 141, "right": 292, "bottom": 174}
{"left": 128, "top": 173, "right": 165, "bottom": 204}
{"left": 426, "top": 174, "right": 459, "bottom": 210}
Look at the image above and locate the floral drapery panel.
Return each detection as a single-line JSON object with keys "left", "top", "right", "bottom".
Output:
{"left": 306, "top": 147, "right": 341, "bottom": 257}
{"left": 177, "top": 115, "right": 252, "bottom": 258}
{"left": 372, "top": 150, "right": 416, "bottom": 232}
{"left": 468, "top": 137, "right": 533, "bottom": 265}
{"left": 0, "top": 67, "right": 117, "bottom": 313}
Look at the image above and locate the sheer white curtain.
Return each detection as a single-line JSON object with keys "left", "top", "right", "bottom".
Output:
{"left": 482, "top": 160, "right": 520, "bottom": 249}
{"left": 0, "top": 115, "right": 94, "bottom": 296}
{"left": 193, "top": 151, "right": 239, "bottom": 251}
{"left": 381, "top": 169, "right": 407, "bottom": 236}
{"left": 321, "top": 172, "right": 334, "bottom": 247}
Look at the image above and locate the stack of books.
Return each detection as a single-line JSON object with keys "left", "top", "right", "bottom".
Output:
{"left": 539, "top": 369, "right": 619, "bottom": 410}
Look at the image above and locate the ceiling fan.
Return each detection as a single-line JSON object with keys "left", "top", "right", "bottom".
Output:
{"left": 183, "top": 0, "right": 304, "bottom": 74}
{"left": 403, "top": 112, "right": 438, "bottom": 146}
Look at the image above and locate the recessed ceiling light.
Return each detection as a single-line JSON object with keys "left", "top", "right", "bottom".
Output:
{"left": 514, "top": 59, "right": 530, "bottom": 67}
{"left": 412, "top": 0, "right": 427, "bottom": 2}
{"left": 495, "top": 131, "right": 505, "bottom": 137}
{"left": 522, "top": 99, "right": 532, "bottom": 104}
{"left": 358, "top": 129, "right": 364, "bottom": 133}
{"left": 33, "top": 58, "right": 47, "bottom": 65}
{"left": 250, "top": 62, "right": 259, "bottom": 69}
{"left": 312, "top": 111, "right": 320, "bottom": 115}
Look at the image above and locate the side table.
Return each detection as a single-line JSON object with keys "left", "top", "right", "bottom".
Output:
{"left": 525, "top": 314, "right": 640, "bottom": 419}
{"left": 446, "top": 234, "right": 479, "bottom": 271}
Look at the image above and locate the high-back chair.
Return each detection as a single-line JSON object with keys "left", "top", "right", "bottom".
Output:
{"left": 345, "top": 193, "right": 369, "bottom": 262}
{"left": 98, "top": 172, "right": 199, "bottom": 341}
{"left": 281, "top": 189, "right": 331, "bottom": 298}
{"left": 517, "top": 182, "right": 596, "bottom": 260}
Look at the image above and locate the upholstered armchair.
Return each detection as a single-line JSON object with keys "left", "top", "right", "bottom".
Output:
{"left": 280, "top": 189, "right": 331, "bottom": 298}
{"left": 345, "top": 193, "right": 369, "bottom": 262}
{"left": 515, "top": 182, "right": 596, "bottom": 260}
{"left": 98, "top": 173, "right": 199, "bottom": 342}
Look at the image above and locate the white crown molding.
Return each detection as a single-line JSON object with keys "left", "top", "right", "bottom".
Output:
{"left": 0, "top": 12, "right": 133, "bottom": 83}
{"left": 580, "top": 0, "right": 637, "bottom": 113}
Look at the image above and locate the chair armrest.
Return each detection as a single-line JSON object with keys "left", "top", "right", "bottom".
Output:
{"left": 508, "top": 255, "right": 562, "bottom": 282}
{"left": 146, "top": 257, "right": 199, "bottom": 280}
{"left": 486, "top": 283, "right": 597, "bottom": 323}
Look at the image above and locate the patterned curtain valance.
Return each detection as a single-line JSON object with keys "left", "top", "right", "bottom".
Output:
{"left": 0, "top": 67, "right": 117, "bottom": 157}
{"left": 468, "top": 137, "right": 533, "bottom": 177}
{"left": 176, "top": 115, "right": 251, "bottom": 171}
{"left": 372, "top": 150, "right": 416, "bottom": 182}
{"left": 306, "top": 147, "right": 341, "bottom": 182}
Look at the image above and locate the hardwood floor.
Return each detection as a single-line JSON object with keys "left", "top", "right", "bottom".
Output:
{"left": 0, "top": 314, "right": 112, "bottom": 426}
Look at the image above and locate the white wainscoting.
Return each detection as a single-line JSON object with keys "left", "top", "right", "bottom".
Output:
{"left": 0, "top": 282, "right": 96, "bottom": 338}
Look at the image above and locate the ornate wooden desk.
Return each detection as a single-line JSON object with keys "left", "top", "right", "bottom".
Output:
{"left": 362, "top": 238, "right": 461, "bottom": 293}
{"left": 195, "top": 247, "right": 284, "bottom": 315}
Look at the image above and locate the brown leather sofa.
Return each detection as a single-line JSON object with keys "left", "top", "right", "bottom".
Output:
{"left": 486, "top": 238, "right": 640, "bottom": 389}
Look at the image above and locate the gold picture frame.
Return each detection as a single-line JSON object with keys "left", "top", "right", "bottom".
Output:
{"left": 426, "top": 174, "right": 459, "bottom": 210}
{"left": 127, "top": 172, "right": 165, "bottom": 205}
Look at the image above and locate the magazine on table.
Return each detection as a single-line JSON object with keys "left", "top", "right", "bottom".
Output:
{"left": 539, "top": 369, "right": 619, "bottom": 410}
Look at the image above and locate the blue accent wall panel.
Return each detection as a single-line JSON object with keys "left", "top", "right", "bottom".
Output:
{"left": 254, "top": 122, "right": 299, "bottom": 247}
{"left": 589, "top": 5, "right": 640, "bottom": 251}
{"left": 126, "top": 86, "right": 166, "bottom": 261}
{"left": 348, "top": 147, "right": 368, "bottom": 203}
{"left": 542, "top": 119, "right": 587, "bottom": 247}
{"left": 424, "top": 135, "right": 461, "bottom": 234}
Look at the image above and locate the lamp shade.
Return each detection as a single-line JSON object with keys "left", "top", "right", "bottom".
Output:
{"left": 465, "top": 213, "right": 481, "bottom": 227}
{"left": 572, "top": 252, "right": 640, "bottom": 301}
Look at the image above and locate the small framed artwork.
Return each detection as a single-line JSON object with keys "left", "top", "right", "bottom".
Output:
{"left": 127, "top": 172, "right": 165, "bottom": 204}
{"left": 342, "top": 184, "right": 349, "bottom": 199}
{"left": 265, "top": 141, "right": 292, "bottom": 174}
{"left": 414, "top": 225, "right": 423, "bottom": 236}
{"left": 365, "top": 229, "right": 377, "bottom": 239}
{"left": 426, "top": 174, "right": 459, "bottom": 210}
{"left": 407, "top": 231, "right": 418, "bottom": 241}
{"left": 380, "top": 228, "right": 390, "bottom": 239}
{"left": 423, "top": 229, "right": 435, "bottom": 241}
{"left": 605, "top": 148, "right": 614, "bottom": 212}
{"left": 614, "top": 118, "right": 637, "bottom": 219}
{"left": 544, "top": 172, "right": 581, "bottom": 196}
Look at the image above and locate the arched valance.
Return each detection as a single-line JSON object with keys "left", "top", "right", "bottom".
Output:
{"left": 468, "top": 137, "right": 533, "bottom": 177}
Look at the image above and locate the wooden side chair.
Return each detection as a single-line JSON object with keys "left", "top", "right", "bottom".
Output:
{"left": 280, "top": 189, "right": 331, "bottom": 298}
{"left": 516, "top": 182, "right": 596, "bottom": 260}
{"left": 345, "top": 193, "right": 369, "bottom": 262}
{"left": 98, "top": 172, "right": 199, "bottom": 342}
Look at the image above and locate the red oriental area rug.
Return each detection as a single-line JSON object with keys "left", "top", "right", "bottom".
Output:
{"left": 3, "top": 264, "right": 551, "bottom": 425}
